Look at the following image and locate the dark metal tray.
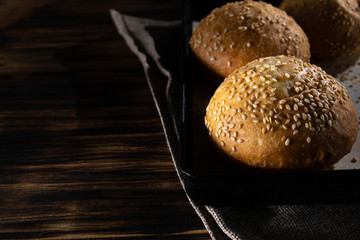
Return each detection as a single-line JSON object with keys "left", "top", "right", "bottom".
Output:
{"left": 178, "top": 0, "right": 360, "bottom": 206}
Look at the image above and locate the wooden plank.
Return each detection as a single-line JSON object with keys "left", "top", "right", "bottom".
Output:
{"left": 0, "top": 0, "right": 209, "bottom": 239}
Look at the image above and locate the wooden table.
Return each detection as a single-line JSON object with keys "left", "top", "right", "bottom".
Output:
{"left": 0, "top": 0, "right": 209, "bottom": 239}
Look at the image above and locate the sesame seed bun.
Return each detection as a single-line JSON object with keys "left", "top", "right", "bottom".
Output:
{"left": 190, "top": 0, "right": 310, "bottom": 80}
{"left": 205, "top": 55, "right": 358, "bottom": 170}
{"left": 280, "top": 0, "right": 360, "bottom": 59}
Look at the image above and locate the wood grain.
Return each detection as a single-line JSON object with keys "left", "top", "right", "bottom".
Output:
{"left": 0, "top": 0, "right": 209, "bottom": 239}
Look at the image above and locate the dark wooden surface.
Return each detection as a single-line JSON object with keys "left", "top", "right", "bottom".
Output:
{"left": 0, "top": 0, "right": 209, "bottom": 239}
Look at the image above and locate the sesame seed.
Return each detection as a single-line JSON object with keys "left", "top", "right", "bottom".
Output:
{"left": 302, "top": 113, "right": 307, "bottom": 120}
{"left": 270, "top": 65, "right": 277, "bottom": 72}
{"left": 293, "top": 130, "right": 299, "bottom": 135}
{"left": 220, "top": 141, "right": 225, "bottom": 147}
{"left": 328, "top": 120, "right": 333, "bottom": 127}
{"left": 285, "top": 138, "right": 290, "bottom": 146}
{"left": 279, "top": 99, "right": 286, "bottom": 104}
{"left": 306, "top": 137, "right": 311, "bottom": 143}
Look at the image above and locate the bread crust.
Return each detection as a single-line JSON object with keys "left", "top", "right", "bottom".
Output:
{"left": 205, "top": 55, "right": 358, "bottom": 170}
{"left": 190, "top": 0, "right": 310, "bottom": 79}
{"left": 280, "top": 0, "right": 360, "bottom": 59}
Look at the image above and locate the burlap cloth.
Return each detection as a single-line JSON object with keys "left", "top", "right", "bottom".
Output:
{"left": 111, "top": 10, "right": 360, "bottom": 240}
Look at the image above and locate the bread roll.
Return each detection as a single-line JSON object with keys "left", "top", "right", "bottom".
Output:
{"left": 204, "top": 55, "right": 358, "bottom": 170}
{"left": 280, "top": 0, "right": 360, "bottom": 59}
{"left": 190, "top": 0, "right": 310, "bottom": 79}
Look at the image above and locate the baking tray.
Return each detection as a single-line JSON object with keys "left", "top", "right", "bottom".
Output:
{"left": 178, "top": 0, "right": 360, "bottom": 205}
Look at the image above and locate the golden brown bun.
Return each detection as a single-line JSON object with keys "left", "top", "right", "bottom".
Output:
{"left": 280, "top": 0, "right": 360, "bottom": 59}
{"left": 205, "top": 55, "right": 358, "bottom": 170}
{"left": 190, "top": 1, "right": 310, "bottom": 79}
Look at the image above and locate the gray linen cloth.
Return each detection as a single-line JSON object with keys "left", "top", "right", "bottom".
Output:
{"left": 111, "top": 10, "right": 360, "bottom": 240}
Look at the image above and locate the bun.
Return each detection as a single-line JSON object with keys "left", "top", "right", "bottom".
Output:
{"left": 190, "top": 0, "right": 310, "bottom": 79}
{"left": 204, "top": 55, "right": 358, "bottom": 170}
{"left": 280, "top": 0, "right": 360, "bottom": 59}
